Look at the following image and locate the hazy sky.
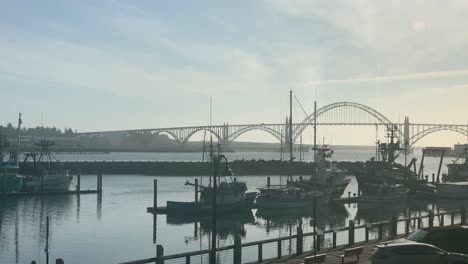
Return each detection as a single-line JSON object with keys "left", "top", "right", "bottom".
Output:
{"left": 1, "top": 1, "right": 467, "bottom": 146}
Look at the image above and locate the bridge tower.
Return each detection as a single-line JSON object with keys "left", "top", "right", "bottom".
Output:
{"left": 222, "top": 123, "right": 229, "bottom": 145}
{"left": 284, "top": 117, "right": 290, "bottom": 155}
{"left": 404, "top": 116, "right": 410, "bottom": 151}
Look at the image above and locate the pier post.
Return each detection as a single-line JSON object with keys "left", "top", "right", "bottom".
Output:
{"left": 267, "top": 177, "right": 271, "bottom": 189}
{"left": 440, "top": 214, "right": 444, "bottom": 227}
{"left": 258, "top": 243, "right": 263, "bottom": 262}
{"left": 425, "top": 175, "right": 429, "bottom": 182}
{"left": 296, "top": 227, "right": 303, "bottom": 255}
{"left": 432, "top": 173, "right": 435, "bottom": 183}
{"left": 378, "top": 224, "right": 383, "bottom": 240}
{"left": 56, "top": 259, "right": 64, "bottom": 264}
{"left": 391, "top": 215, "right": 398, "bottom": 238}
{"left": 365, "top": 224, "right": 371, "bottom": 242}
{"left": 451, "top": 212, "right": 455, "bottom": 226}
{"left": 194, "top": 178, "right": 198, "bottom": 203}
{"left": 348, "top": 220, "right": 355, "bottom": 246}
{"left": 428, "top": 210, "right": 434, "bottom": 227}
{"left": 277, "top": 240, "right": 282, "bottom": 259}
{"left": 333, "top": 230, "right": 337, "bottom": 248}
{"left": 461, "top": 208, "right": 466, "bottom": 225}
{"left": 77, "top": 173, "right": 81, "bottom": 193}
{"left": 405, "top": 219, "right": 410, "bottom": 235}
{"left": 156, "top": 245, "right": 164, "bottom": 264}
{"left": 153, "top": 180, "right": 158, "bottom": 213}
{"left": 233, "top": 236, "right": 241, "bottom": 264}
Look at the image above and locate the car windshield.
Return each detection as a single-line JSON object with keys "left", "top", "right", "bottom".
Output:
{"left": 407, "top": 230, "right": 429, "bottom": 242}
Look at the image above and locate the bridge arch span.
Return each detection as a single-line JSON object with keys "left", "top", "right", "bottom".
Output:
{"left": 293, "top": 102, "right": 399, "bottom": 141}
{"left": 228, "top": 126, "right": 283, "bottom": 143}
{"left": 410, "top": 126, "right": 468, "bottom": 147}
{"left": 182, "top": 128, "right": 222, "bottom": 144}
{"left": 152, "top": 130, "right": 182, "bottom": 143}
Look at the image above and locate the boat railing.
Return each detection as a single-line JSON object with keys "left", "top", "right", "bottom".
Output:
{"left": 120, "top": 207, "right": 467, "bottom": 264}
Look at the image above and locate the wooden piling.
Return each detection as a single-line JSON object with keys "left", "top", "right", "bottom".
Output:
{"left": 154, "top": 179, "right": 158, "bottom": 211}
{"left": 233, "top": 236, "right": 241, "bottom": 264}
{"left": 77, "top": 173, "right": 81, "bottom": 193}
{"left": 258, "top": 243, "right": 263, "bottom": 262}
{"left": 267, "top": 177, "right": 271, "bottom": 189}
{"left": 194, "top": 178, "right": 198, "bottom": 203}
{"left": 461, "top": 207, "right": 466, "bottom": 225}
{"left": 348, "top": 220, "right": 355, "bottom": 245}
{"left": 432, "top": 173, "right": 435, "bottom": 183}
{"left": 428, "top": 210, "right": 434, "bottom": 227}
{"left": 156, "top": 245, "right": 164, "bottom": 264}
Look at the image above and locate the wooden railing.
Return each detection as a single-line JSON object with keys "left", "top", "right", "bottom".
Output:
{"left": 120, "top": 207, "right": 466, "bottom": 264}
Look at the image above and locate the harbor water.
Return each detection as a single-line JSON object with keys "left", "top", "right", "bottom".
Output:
{"left": 1, "top": 149, "right": 467, "bottom": 264}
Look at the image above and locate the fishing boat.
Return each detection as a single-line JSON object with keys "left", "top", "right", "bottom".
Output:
{"left": 290, "top": 145, "right": 349, "bottom": 198}
{"left": 358, "top": 183, "right": 409, "bottom": 203}
{"left": 0, "top": 114, "right": 24, "bottom": 193}
{"left": 21, "top": 139, "right": 73, "bottom": 191}
{"left": 166, "top": 152, "right": 256, "bottom": 214}
{"left": 436, "top": 181, "right": 468, "bottom": 199}
{"left": 255, "top": 186, "right": 331, "bottom": 209}
{"left": 446, "top": 148, "right": 468, "bottom": 181}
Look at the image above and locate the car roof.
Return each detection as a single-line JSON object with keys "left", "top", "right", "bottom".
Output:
{"left": 420, "top": 225, "right": 468, "bottom": 232}
{"left": 377, "top": 242, "right": 438, "bottom": 249}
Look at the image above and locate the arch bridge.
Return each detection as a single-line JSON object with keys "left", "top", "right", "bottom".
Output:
{"left": 78, "top": 102, "right": 468, "bottom": 148}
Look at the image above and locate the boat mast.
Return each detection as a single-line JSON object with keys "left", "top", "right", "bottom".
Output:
{"left": 289, "top": 90, "right": 293, "bottom": 162}
{"left": 16, "top": 113, "right": 22, "bottom": 167}
{"left": 314, "top": 101, "right": 317, "bottom": 162}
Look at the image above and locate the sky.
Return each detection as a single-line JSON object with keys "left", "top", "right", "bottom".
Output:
{"left": 1, "top": 0, "right": 468, "bottom": 146}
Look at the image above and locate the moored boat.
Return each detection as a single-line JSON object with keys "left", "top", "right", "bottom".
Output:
{"left": 358, "top": 184, "right": 409, "bottom": 203}
{"left": 0, "top": 114, "right": 25, "bottom": 193}
{"left": 436, "top": 181, "right": 468, "bottom": 199}
{"left": 21, "top": 139, "right": 73, "bottom": 191}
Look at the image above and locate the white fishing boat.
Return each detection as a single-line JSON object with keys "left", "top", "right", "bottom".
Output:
{"left": 21, "top": 139, "right": 73, "bottom": 192}
{"left": 256, "top": 186, "right": 331, "bottom": 209}
{"left": 437, "top": 181, "right": 468, "bottom": 199}
{"left": 358, "top": 184, "right": 409, "bottom": 203}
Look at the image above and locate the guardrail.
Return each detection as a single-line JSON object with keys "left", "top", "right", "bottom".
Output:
{"left": 120, "top": 207, "right": 466, "bottom": 264}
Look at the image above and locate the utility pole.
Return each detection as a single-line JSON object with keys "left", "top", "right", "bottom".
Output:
{"left": 289, "top": 91, "right": 293, "bottom": 162}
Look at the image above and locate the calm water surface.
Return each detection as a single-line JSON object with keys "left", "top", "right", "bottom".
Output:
{"left": 1, "top": 150, "right": 466, "bottom": 264}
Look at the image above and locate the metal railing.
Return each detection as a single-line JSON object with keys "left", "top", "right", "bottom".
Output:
{"left": 120, "top": 207, "right": 466, "bottom": 264}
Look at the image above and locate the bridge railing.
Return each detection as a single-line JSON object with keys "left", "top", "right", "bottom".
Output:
{"left": 120, "top": 207, "right": 466, "bottom": 264}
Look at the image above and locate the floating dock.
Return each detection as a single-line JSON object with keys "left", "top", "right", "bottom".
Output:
{"left": 0, "top": 189, "right": 100, "bottom": 197}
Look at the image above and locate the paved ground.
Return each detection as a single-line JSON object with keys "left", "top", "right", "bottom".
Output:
{"left": 263, "top": 237, "right": 404, "bottom": 264}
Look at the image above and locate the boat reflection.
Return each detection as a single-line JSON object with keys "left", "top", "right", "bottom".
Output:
{"left": 255, "top": 204, "right": 349, "bottom": 232}
{"left": 166, "top": 210, "right": 256, "bottom": 238}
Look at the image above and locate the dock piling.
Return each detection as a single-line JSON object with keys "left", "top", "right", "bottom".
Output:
{"left": 194, "top": 179, "right": 198, "bottom": 203}
{"left": 348, "top": 220, "right": 355, "bottom": 245}
{"left": 233, "top": 236, "right": 241, "bottom": 264}
{"left": 258, "top": 243, "right": 263, "bottom": 262}
{"left": 267, "top": 177, "right": 271, "bottom": 189}
{"left": 77, "top": 173, "right": 81, "bottom": 193}
{"left": 156, "top": 245, "right": 164, "bottom": 264}
{"left": 153, "top": 179, "right": 158, "bottom": 212}
{"left": 428, "top": 210, "right": 434, "bottom": 227}
{"left": 432, "top": 173, "right": 435, "bottom": 183}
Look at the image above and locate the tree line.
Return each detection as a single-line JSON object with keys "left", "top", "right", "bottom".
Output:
{"left": 0, "top": 123, "right": 75, "bottom": 137}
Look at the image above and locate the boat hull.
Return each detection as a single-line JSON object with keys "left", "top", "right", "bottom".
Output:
{"left": 23, "top": 174, "right": 73, "bottom": 191}
{"left": 166, "top": 193, "right": 256, "bottom": 215}
{"left": 0, "top": 174, "right": 23, "bottom": 193}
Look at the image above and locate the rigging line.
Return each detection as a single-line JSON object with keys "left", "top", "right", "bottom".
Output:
{"left": 293, "top": 94, "right": 309, "bottom": 118}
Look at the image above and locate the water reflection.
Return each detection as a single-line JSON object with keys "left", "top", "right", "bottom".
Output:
{"left": 255, "top": 204, "right": 349, "bottom": 232}
{"left": 166, "top": 210, "right": 256, "bottom": 239}
{"left": 0, "top": 194, "right": 102, "bottom": 263}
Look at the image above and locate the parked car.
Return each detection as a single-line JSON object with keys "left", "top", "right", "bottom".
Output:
{"left": 405, "top": 226, "right": 468, "bottom": 255}
{"left": 371, "top": 242, "right": 468, "bottom": 264}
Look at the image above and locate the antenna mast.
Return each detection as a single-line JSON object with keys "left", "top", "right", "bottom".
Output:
{"left": 289, "top": 91, "right": 293, "bottom": 161}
